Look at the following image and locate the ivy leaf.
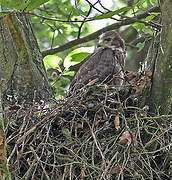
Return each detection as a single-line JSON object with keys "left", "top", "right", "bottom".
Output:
{"left": 94, "top": 7, "right": 131, "bottom": 20}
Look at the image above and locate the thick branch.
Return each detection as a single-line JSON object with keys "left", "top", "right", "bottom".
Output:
{"left": 42, "top": 6, "right": 160, "bottom": 57}
{"left": 0, "top": 13, "right": 51, "bottom": 105}
{"left": 148, "top": 1, "right": 172, "bottom": 114}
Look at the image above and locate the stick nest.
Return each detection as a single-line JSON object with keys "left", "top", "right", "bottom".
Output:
{"left": 5, "top": 72, "right": 172, "bottom": 179}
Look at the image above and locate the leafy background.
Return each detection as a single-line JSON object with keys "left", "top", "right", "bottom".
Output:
{"left": 0, "top": 0, "right": 158, "bottom": 99}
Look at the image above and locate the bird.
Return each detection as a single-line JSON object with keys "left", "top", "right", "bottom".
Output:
{"left": 70, "top": 30, "right": 126, "bottom": 91}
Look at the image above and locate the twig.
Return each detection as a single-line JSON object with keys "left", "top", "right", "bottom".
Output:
{"left": 86, "top": 119, "right": 106, "bottom": 169}
{"left": 42, "top": 6, "right": 160, "bottom": 57}
{"left": 77, "top": 4, "right": 93, "bottom": 39}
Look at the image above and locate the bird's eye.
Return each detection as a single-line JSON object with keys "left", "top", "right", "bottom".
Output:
{"left": 104, "top": 38, "right": 111, "bottom": 41}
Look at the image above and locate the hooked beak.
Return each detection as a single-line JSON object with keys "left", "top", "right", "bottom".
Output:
{"left": 98, "top": 40, "right": 109, "bottom": 48}
{"left": 98, "top": 40, "right": 104, "bottom": 46}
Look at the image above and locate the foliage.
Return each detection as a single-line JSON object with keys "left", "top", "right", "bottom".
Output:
{"left": 32, "top": 0, "right": 91, "bottom": 50}
{"left": 44, "top": 55, "right": 62, "bottom": 72}
{"left": 63, "top": 47, "right": 94, "bottom": 67}
{"left": 1, "top": 0, "right": 172, "bottom": 179}
{"left": 0, "top": 0, "right": 50, "bottom": 11}
{"left": 43, "top": 47, "right": 94, "bottom": 99}
{"left": 93, "top": 7, "right": 131, "bottom": 20}
{"left": 0, "top": 0, "right": 160, "bottom": 98}
{"left": 29, "top": 0, "right": 159, "bottom": 98}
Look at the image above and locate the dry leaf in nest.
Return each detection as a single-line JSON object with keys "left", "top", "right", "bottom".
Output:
{"left": 145, "top": 70, "right": 152, "bottom": 77}
{"left": 4, "top": 105, "right": 21, "bottom": 118}
{"left": 95, "top": 119, "right": 106, "bottom": 126}
{"left": 118, "top": 130, "right": 132, "bottom": 146}
{"left": 125, "top": 71, "right": 137, "bottom": 81}
{"left": 78, "top": 102, "right": 87, "bottom": 109}
{"left": 8, "top": 104, "right": 21, "bottom": 111}
{"left": 81, "top": 169, "right": 86, "bottom": 180}
{"left": 77, "top": 123, "right": 83, "bottom": 129}
{"left": 0, "top": 134, "right": 3, "bottom": 146}
{"left": 114, "top": 115, "right": 120, "bottom": 131}
{"left": 134, "top": 75, "right": 151, "bottom": 94}
{"left": 95, "top": 112, "right": 106, "bottom": 126}
{"left": 135, "top": 82, "right": 146, "bottom": 94}
{"left": 118, "top": 130, "right": 138, "bottom": 147}
{"left": 125, "top": 70, "right": 152, "bottom": 94}
{"left": 142, "top": 105, "right": 149, "bottom": 111}
{"left": 111, "top": 163, "right": 122, "bottom": 174}
{"left": 87, "top": 78, "right": 99, "bottom": 86}
{"left": 130, "top": 131, "right": 138, "bottom": 147}
{"left": 141, "top": 105, "right": 149, "bottom": 116}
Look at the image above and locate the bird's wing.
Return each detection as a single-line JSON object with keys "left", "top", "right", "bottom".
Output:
{"left": 70, "top": 48, "right": 119, "bottom": 89}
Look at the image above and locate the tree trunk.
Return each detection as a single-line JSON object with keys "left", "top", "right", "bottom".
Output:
{"left": 0, "top": 12, "right": 52, "bottom": 177}
{"left": 147, "top": 1, "right": 172, "bottom": 114}
{"left": 0, "top": 13, "right": 52, "bottom": 109}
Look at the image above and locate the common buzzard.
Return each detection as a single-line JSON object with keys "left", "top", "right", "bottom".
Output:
{"left": 70, "top": 31, "right": 126, "bottom": 90}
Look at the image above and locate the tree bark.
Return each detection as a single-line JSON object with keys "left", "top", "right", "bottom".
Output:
{"left": 0, "top": 13, "right": 52, "bottom": 108}
{"left": 148, "top": 1, "right": 172, "bottom": 114}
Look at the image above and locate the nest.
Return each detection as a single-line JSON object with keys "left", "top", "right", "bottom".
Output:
{"left": 5, "top": 72, "right": 172, "bottom": 179}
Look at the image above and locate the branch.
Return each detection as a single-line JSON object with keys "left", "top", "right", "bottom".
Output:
{"left": 147, "top": 1, "right": 172, "bottom": 114}
{"left": 42, "top": 6, "right": 160, "bottom": 57}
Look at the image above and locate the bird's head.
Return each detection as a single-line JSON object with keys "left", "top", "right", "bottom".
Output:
{"left": 98, "top": 31, "right": 125, "bottom": 50}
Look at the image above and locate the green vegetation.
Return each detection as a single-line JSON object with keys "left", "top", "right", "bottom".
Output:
{"left": 0, "top": 0, "right": 171, "bottom": 179}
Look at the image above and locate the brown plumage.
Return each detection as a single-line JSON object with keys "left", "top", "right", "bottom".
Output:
{"left": 70, "top": 31, "right": 126, "bottom": 90}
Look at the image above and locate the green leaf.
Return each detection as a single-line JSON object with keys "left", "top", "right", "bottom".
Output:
{"left": 26, "top": 0, "right": 50, "bottom": 11}
{"left": 0, "top": 0, "right": 29, "bottom": 10}
{"left": 64, "top": 47, "right": 94, "bottom": 68}
{"left": 134, "top": 0, "right": 146, "bottom": 7}
{"left": 94, "top": 7, "right": 131, "bottom": 20}
{"left": 151, "top": 12, "right": 160, "bottom": 16}
{"left": 146, "top": 0, "right": 156, "bottom": 5}
{"left": 69, "top": 52, "right": 90, "bottom": 62}
{"left": 136, "top": 41, "right": 145, "bottom": 52}
{"left": 0, "top": 10, "right": 12, "bottom": 17}
{"left": 145, "top": 15, "right": 155, "bottom": 22}
{"left": 43, "top": 55, "right": 62, "bottom": 72}
{"left": 76, "top": 0, "right": 80, "bottom": 3}
{"left": 0, "top": 0, "right": 50, "bottom": 11}
{"left": 144, "top": 26, "right": 154, "bottom": 36}
{"left": 132, "top": 22, "right": 145, "bottom": 31}
{"left": 63, "top": 71, "right": 75, "bottom": 77}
